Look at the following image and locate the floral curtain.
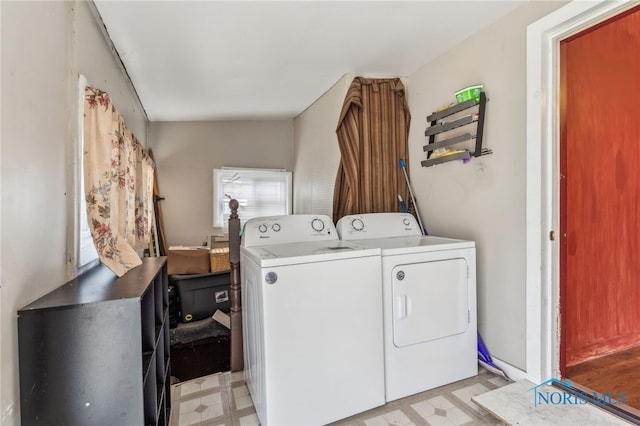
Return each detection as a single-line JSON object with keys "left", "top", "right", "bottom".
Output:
{"left": 333, "top": 77, "right": 411, "bottom": 223}
{"left": 83, "top": 86, "right": 155, "bottom": 277}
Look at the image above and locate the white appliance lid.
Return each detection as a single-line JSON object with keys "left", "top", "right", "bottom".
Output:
{"left": 348, "top": 235, "right": 475, "bottom": 255}
{"left": 241, "top": 240, "right": 380, "bottom": 267}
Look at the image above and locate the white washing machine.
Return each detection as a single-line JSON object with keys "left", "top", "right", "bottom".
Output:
{"left": 336, "top": 213, "right": 477, "bottom": 402}
{"left": 240, "top": 215, "right": 384, "bottom": 425}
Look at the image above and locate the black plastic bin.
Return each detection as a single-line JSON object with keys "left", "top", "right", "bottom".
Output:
{"left": 168, "top": 284, "right": 180, "bottom": 328}
{"left": 171, "top": 271, "right": 231, "bottom": 322}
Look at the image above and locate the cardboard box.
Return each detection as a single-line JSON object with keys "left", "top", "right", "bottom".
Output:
{"left": 167, "top": 246, "right": 211, "bottom": 276}
{"left": 210, "top": 247, "right": 230, "bottom": 272}
{"left": 209, "top": 235, "right": 229, "bottom": 249}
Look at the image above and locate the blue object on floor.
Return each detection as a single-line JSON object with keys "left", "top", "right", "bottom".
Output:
{"left": 477, "top": 332, "right": 511, "bottom": 381}
{"left": 477, "top": 332, "right": 493, "bottom": 365}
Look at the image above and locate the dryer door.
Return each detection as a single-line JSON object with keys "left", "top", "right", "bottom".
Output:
{"left": 392, "top": 258, "right": 469, "bottom": 347}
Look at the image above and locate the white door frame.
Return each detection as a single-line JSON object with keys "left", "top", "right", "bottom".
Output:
{"left": 525, "top": 0, "right": 639, "bottom": 384}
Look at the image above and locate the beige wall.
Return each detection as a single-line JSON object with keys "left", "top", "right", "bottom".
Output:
{"left": 75, "top": 2, "right": 148, "bottom": 142}
{"left": 148, "top": 120, "right": 294, "bottom": 245}
{"left": 292, "top": 74, "right": 352, "bottom": 215}
{"left": 1, "top": 2, "right": 147, "bottom": 423}
{"left": 1, "top": 3, "right": 68, "bottom": 420}
{"left": 406, "top": 0, "right": 567, "bottom": 370}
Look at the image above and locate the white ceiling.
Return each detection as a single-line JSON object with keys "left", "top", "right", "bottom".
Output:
{"left": 94, "top": 1, "right": 525, "bottom": 122}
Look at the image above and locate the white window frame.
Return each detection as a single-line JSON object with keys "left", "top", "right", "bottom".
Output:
{"left": 75, "top": 74, "right": 99, "bottom": 271}
{"left": 213, "top": 167, "right": 292, "bottom": 229}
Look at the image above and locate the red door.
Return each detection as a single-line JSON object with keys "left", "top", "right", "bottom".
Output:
{"left": 560, "top": 5, "right": 640, "bottom": 372}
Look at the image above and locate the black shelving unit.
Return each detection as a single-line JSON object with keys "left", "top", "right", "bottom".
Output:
{"left": 17, "top": 257, "right": 171, "bottom": 426}
{"left": 422, "top": 91, "right": 491, "bottom": 167}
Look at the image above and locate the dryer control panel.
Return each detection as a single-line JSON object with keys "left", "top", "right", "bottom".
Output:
{"left": 336, "top": 213, "right": 421, "bottom": 240}
{"left": 242, "top": 215, "right": 338, "bottom": 247}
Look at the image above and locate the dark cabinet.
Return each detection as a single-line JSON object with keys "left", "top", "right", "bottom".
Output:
{"left": 17, "top": 257, "right": 171, "bottom": 426}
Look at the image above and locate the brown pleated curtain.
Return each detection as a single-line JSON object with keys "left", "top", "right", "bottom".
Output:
{"left": 333, "top": 77, "right": 412, "bottom": 223}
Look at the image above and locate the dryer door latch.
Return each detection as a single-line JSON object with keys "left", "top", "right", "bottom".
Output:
{"left": 396, "top": 295, "right": 411, "bottom": 319}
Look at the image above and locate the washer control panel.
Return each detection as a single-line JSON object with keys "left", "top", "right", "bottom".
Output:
{"left": 243, "top": 215, "right": 338, "bottom": 247}
{"left": 336, "top": 213, "right": 421, "bottom": 240}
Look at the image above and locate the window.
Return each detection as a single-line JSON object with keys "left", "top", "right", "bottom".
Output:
{"left": 76, "top": 74, "right": 99, "bottom": 271}
{"left": 78, "top": 170, "right": 99, "bottom": 268}
{"left": 213, "top": 167, "right": 292, "bottom": 228}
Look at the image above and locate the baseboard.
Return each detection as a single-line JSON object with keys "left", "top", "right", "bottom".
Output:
{"left": 490, "top": 357, "right": 528, "bottom": 382}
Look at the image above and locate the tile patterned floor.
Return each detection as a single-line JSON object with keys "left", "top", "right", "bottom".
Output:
{"left": 170, "top": 368, "right": 510, "bottom": 426}
{"left": 170, "top": 370, "right": 258, "bottom": 426}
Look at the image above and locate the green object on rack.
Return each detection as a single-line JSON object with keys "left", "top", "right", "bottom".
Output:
{"left": 455, "top": 84, "right": 483, "bottom": 104}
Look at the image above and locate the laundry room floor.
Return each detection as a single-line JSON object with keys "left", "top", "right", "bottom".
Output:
{"left": 170, "top": 368, "right": 509, "bottom": 426}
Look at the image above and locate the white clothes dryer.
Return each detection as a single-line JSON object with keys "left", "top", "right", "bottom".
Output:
{"left": 336, "top": 213, "right": 477, "bottom": 402}
{"left": 240, "top": 215, "right": 384, "bottom": 425}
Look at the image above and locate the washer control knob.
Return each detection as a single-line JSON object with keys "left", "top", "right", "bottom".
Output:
{"left": 351, "top": 218, "right": 365, "bottom": 231}
{"left": 402, "top": 218, "right": 411, "bottom": 226}
{"left": 311, "top": 218, "right": 325, "bottom": 232}
{"left": 258, "top": 224, "right": 268, "bottom": 233}
{"left": 272, "top": 223, "right": 281, "bottom": 232}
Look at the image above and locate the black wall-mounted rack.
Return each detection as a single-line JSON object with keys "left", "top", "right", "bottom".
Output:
{"left": 422, "top": 91, "right": 491, "bottom": 167}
